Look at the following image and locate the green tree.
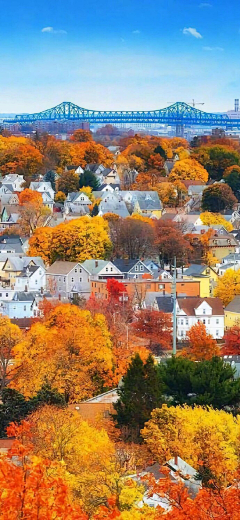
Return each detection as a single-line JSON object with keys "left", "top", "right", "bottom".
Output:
{"left": 0, "top": 384, "right": 66, "bottom": 437}
{"left": 201, "top": 183, "right": 237, "bottom": 212}
{"left": 154, "top": 145, "right": 167, "bottom": 160}
{"left": 194, "top": 145, "right": 240, "bottom": 180}
{"left": 113, "top": 354, "right": 163, "bottom": 441}
{"left": 224, "top": 165, "right": 240, "bottom": 201}
{"left": 79, "top": 170, "right": 100, "bottom": 190}
{"left": 44, "top": 170, "right": 56, "bottom": 191}
{"left": 159, "top": 356, "right": 240, "bottom": 408}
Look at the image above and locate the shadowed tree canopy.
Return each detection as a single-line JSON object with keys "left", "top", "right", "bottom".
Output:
{"left": 79, "top": 170, "right": 100, "bottom": 190}
{"left": 201, "top": 183, "right": 237, "bottom": 212}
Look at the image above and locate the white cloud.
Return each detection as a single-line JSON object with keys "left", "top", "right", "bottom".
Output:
{"left": 199, "top": 3, "right": 212, "bottom": 7}
{"left": 132, "top": 30, "right": 141, "bottom": 34}
{"left": 183, "top": 27, "right": 203, "bottom": 39}
{"left": 203, "top": 46, "right": 224, "bottom": 51}
{"left": 41, "top": 27, "right": 67, "bottom": 34}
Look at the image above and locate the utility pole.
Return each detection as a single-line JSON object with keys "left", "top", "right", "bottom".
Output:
{"left": 172, "top": 256, "right": 177, "bottom": 355}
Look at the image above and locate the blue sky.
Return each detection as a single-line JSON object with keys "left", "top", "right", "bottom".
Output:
{"left": 1, "top": 0, "right": 240, "bottom": 113}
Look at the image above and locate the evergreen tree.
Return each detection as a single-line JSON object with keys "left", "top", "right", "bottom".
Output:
{"left": 0, "top": 385, "right": 65, "bottom": 437}
{"left": 113, "top": 354, "right": 163, "bottom": 441}
{"left": 159, "top": 356, "right": 240, "bottom": 409}
{"left": 79, "top": 170, "right": 100, "bottom": 190}
{"left": 44, "top": 170, "right": 56, "bottom": 191}
{"left": 154, "top": 145, "right": 167, "bottom": 160}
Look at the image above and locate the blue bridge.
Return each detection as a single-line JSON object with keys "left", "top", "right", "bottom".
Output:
{"left": 3, "top": 101, "right": 240, "bottom": 128}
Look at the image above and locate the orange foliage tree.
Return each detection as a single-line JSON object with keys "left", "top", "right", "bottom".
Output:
{"left": 0, "top": 421, "right": 86, "bottom": 520}
{"left": 183, "top": 321, "right": 219, "bottom": 361}
{"left": 11, "top": 304, "right": 114, "bottom": 402}
{"left": 18, "top": 188, "right": 51, "bottom": 235}
{"left": 169, "top": 158, "right": 208, "bottom": 183}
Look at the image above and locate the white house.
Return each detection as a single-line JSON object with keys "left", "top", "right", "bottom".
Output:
{"left": 176, "top": 297, "right": 224, "bottom": 340}
{"left": 1, "top": 292, "right": 37, "bottom": 319}
{"left": 0, "top": 185, "right": 19, "bottom": 205}
{"left": 1, "top": 174, "right": 24, "bottom": 192}
{"left": 14, "top": 265, "right": 46, "bottom": 292}
{"left": 64, "top": 192, "right": 91, "bottom": 214}
{"left": 46, "top": 261, "right": 91, "bottom": 299}
{"left": 29, "top": 181, "right": 55, "bottom": 201}
{"left": 81, "top": 259, "right": 123, "bottom": 279}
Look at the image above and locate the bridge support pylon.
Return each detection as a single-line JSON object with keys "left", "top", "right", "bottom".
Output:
{"left": 176, "top": 124, "right": 184, "bottom": 137}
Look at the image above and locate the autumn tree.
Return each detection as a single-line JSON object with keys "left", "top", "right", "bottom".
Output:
{"left": 44, "top": 169, "right": 56, "bottom": 190}
{"left": 0, "top": 317, "right": 22, "bottom": 391}
{"left": 183, "top": 322, "right": 219, "bottom": 361}
{"left": 169, "top": 158, "right": 208, "bottom": 183}
{"left": 0, "top": 420, "right": 86, "bottom": 520}
{"left": 222, "top": 325, "right": 240, "bottom": 355}
{"left": 55, "top": 190, "right": 66, "bottom": 202}
{"left": 224, "top": 165, "right": 240, "bottom": 200}
{"left": 158, "top": 355, "right": 240, "bottom": 409}
{"left": 11, "top": 304, "right": 114, "bottom": 402}
{"left": 142, "top": 404, "right": 239, "bottom": 484}
{"left": 154, "top": 182, "right": 177, "bottom": 206}
{"left": 70, "top": 129, "right": 93, "bottom": 142}
{"left": 214, "top": 268, "right": 240, "bottom": 306}
{"left": 19, "top": 188, "right": 51, "bottom": 235}
{"left": 109, "top": 216, "right": 155, "bottom": 259}
{"left": 28, "top": 216, "right": 112, "bottom": 264}
{"left": 114, "top": 354, "right": 163, "bottom": 441}
{"left": 0, "top": 135, "right": 43, "bottom": 180}
{"left": 154, "top": 220, "right": 192, "bottom": 268}
{"left": 132, "top": 310, "right": 172, "bottom": 355}
{"left": 200, "top": 211, "right": 233, "bottom": 231}
{"left": 107, "top": 278, "right": 127, "bottom": 302}
{"left": 58, "top": 170, "right": 80, "bottom": 195}
{"left": 201, "top": 183, "right": 237, "bottom": 212}
{"left": 194, "top": 144, "right": 240, "bottom": 180}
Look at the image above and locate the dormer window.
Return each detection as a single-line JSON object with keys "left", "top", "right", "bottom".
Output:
{"left": 203, "top": 308, "right": 206, "bottom": 315}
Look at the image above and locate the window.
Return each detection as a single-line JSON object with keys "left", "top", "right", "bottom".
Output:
{"left": 203, "top": 319, "right": 206, "bottom": 324}
{"left": 106, "top": 268, "right": 108, "bottom": 272}
{"left": 140, "top": 265, "right": 144, "bottom": 271}
{"left": 75, "top": 268, "right": 77, "bottom": 273}
{"left": 71, "top": 278, "right": 74, "bottom": 282}
{"left": 159, "top": 284, "right": 165, "bottom": 289}
{"left": 35, "top": 280, "right": 37, "bottom": 284}
{"left": 79, "top": 269, "right": 82, "bottom": 273}
{"left": 79, "top": 277, "right": 82, "bottom": 282}
{"left": 6, "top": 293, "right": 8, "bottom": 297}
{"left": 203, "top": 308, "right": 206, "bottom": 315}
{"left": 110, "top": 267, "right": 113, "bottom": 272}
{"left": 135, "top": 265, "right": 138, "bottom": 271}
{"left": 63, "top": 277, "right": 66, "bottom": 282}
{"left": 24, "top": 305, "right": 26, "bottom": 311}
{"left": 59, "top": 277, "right": 61, "bottom": 281}
{"left": 216, "top": 318, "right": 219, "bottom": 324}
{"left": 0, "top": 293, "right": 2, "bottom": 297}
{"left": 186, "top": 319, "right": 188, "bottom": 325}
{"left": 180, "top": 330, "right": 184, "bottom": 337}
{"left": 216, "top": 330, "right": 219, "bottom": 337}
{"left": 181, "top": 319, "right": 183, "bottom": 325}
{"left": 208, "top": 319, "right": 210, "bottom": 324}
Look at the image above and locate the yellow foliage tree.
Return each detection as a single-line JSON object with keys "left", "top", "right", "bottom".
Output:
{"left": 28, "top": 216, "right": 112, "bottom": 264}
{"left": 142, "top": 404, "right": 240, "bottom": 485}
{"left": 79, "top": 186, "right": 95, "bottom": 202}
{"left": 153, "top": 182, "right": 177, "bottom": 206}
{"left": 11, "top": 304, "right": 114, "bottom": 402}
{"left": 169, "top": 158, "right": 208, "bottom": 183}
{"left": 0, "top": 317, "right": 22, "bottom": 391}
{"left": 214, "top": 268, "right": 240, "bottom": 306}
{"left": 200, "top": 211, "right": 233, "bottom": 232}
{"left": 55, "top": 191, "right": 66, "bottom": 202}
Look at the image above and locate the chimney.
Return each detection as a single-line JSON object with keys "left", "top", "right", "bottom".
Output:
{"left": 95, "top": 261, "right": 98, "bottom": 268}
{"left": 235, "top": 99, "right": 239, "bottom": 112}
{"left": 174, "top": 455, "right": 178, "bottom": 466}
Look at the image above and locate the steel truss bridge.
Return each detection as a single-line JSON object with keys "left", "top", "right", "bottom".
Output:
{"left": 3, "top": 101, "right": 240, "bottom": 128}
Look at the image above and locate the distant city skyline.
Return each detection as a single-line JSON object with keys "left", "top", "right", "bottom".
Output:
{"left": 1, "top": 0, "right": 240, "bottom": 113}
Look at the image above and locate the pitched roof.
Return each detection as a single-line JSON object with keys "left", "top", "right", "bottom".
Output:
{"left": 177, "top": 297, "right": 224, "bottom": 316}
{"left": 155, "top": 296, "right": 174, "bottom": 313}
{"left": 46, "top": 261, "right": 80, "bottom": 275}
{"left": 184, "top": 264, "right": 208, "bottom": 276}
{"left": 81, "top": 259, "right": 113, "bottom": 274}
{"left": 112, "top": 259, "right": 147, "bottom": 272}
{"left": 12, "top": 292, "right": 36, "bottom": 302}
{"left": 225, "top": 296, "right": 240, "bottom": 313}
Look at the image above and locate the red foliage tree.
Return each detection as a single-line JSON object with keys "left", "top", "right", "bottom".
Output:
{"left": 106, "top": 279, "right": 127, "bottom": 302}
{"left": 132, "top": 309, "right": 172, "bottom": 354}
{"left": 222, "top": 325, "right": 240, "bottom": 355}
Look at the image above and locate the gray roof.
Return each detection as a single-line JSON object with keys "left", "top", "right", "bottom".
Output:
{"left": 102, "top": 168, "right": 113, "bottom": 177}
{"left": 155, "top": 296, "right": 174, "bottom": 313}
{"left": 99, "top": 200, "right": 130, "bottom": 218}
{"left": 112, "top": 259, "right": 150, "bottom": 273}
{"left": 219, "top": 263, "right": 240, "bottom": 271}
{"left": 223, "top": 253, "right": 240, "bottom": 262}
{"left": 184, "top": 264, "right": 208, "bottom": 276}
{"left": 12, "top": 292, "right": 36, "bottom": 302}
{"left": 85, "top": 163, "right": 104, "bottom": 173}
{"left": 46, "top": 261, "right": 82, "bottom": 275}
{"left": 225, "top": 296, "right": 240, "bottom": 313}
